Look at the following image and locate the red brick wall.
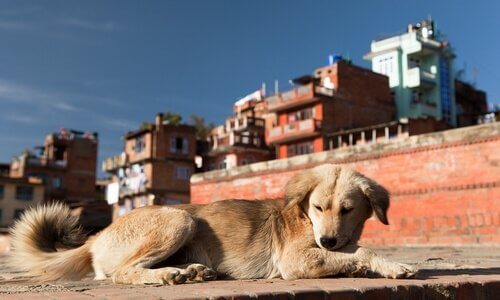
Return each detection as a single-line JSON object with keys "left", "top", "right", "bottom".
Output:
{"left": 191, "top": 124, "right": 500, "bottom": 246}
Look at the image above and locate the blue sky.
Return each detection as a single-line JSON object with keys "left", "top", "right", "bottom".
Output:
{"left": 1, "top": 0, "right": 499, "bottom": 177}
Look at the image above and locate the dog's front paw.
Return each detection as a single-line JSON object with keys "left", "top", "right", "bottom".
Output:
{"left": 378, "top": 262, "right": 417, "bottom": 279}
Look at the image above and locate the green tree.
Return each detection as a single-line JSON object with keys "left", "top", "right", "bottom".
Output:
{"left": 189, "top": 114, "right": 215, "bottom": 140}
{"left": 162, "top": 112, "right": 183, "bottom": 125}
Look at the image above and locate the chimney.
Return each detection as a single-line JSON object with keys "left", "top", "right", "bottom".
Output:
{"left": 155, "top": 113, "right": 164, "bottom": 127}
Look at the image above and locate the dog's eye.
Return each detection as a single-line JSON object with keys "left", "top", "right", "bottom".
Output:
{"left": 314, "top": 205, "right": 323, "bottom": 212}
{"left": 341, "top": 207, "right": 353, "bottom": 215}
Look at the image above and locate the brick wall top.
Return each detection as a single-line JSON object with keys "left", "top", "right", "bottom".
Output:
{"left": 192, "top": 122, "right": 500, "bottom": 184}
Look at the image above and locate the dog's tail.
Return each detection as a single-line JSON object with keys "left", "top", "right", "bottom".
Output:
{"left": 9, "top": 203, "right": 94, "bottom": 281}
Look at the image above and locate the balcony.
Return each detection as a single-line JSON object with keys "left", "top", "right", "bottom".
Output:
{"left": 267, "top": 119, "right": 322, "bottom": 144}
{"left": 407, "top": 67, "right": 436, "bottom": 89}
{"left": 26, "top": 157, "right": 68, "bottom": 169}
{"left": 266, "top": 83, "right": 333, "bottom": 112}
{"left": 102, "top": 152, "right": 128, "bottom": 172}
{"left": 211, "top": 131, "right": 265, "bottom": 152}
{"left": 226, "top": 116, "right": 265, "bottom": 132}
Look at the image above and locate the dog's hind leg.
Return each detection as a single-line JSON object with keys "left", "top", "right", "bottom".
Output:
{"left": 91, "top": 207, "right": 197, "bottom": 285}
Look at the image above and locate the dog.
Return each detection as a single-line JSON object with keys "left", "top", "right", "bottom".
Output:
{"left": 10, "top": 164, "right": 416, "bottom": 284}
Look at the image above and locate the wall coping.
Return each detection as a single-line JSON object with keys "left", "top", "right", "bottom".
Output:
{"left": 191, "top": 122, "right": 500, "bottom": 184}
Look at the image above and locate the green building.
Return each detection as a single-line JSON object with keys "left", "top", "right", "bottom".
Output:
{"left": 364, "top": 19, "right": 457, "bottom": 127}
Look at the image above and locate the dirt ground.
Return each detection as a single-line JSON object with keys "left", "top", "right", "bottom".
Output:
{"left": 0, "top": 246, "right": 499, "bottom": 295}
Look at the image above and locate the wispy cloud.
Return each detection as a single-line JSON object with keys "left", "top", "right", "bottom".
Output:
{"left": 59, "top": 18, "right": 120, "bottom": 32}
{"left": 3, "top": 113, "right": 37, "bottom": 124}
{"left": 0, "top": 20, "right": 32, "bottom": 31}
{"left": 0, "top": 79, "right": 83, "bottom": 112}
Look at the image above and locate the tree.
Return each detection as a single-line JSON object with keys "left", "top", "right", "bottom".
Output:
{"left": 162, "top": 112, "right": 183, "bottom": 125}
{"left": 189, "top": 114, "right": 215, "bottom": 141}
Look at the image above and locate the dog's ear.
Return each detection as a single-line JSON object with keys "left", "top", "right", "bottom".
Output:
{"left": 284, "top": 170, "right": 318, "bottom": 209}
{"left": 358, "top": 175, "right": 390, "bottom": 225}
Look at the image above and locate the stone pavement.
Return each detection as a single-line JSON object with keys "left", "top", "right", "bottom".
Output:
{"left": 1, "top": 247, "right": 499, "bottom": 299}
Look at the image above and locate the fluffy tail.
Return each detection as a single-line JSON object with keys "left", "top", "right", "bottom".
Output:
{"left": 9, "top": 203, "right": 93, "bottom": 282}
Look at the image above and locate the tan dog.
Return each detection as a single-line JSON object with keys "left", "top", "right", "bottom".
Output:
{"left": 10, "top": 164, "right": 416, "bottom": 284}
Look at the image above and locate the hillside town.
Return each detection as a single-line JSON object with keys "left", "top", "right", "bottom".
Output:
{"left": 0, "top": 18, "right": 496, "bottom": 229}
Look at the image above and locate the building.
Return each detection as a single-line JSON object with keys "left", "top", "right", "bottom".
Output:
{"left": 10, "top": 129, "right": 98, "bottom": 206}
{"left": 0, "top": 176, "right": 44, "bottom": 229}
{"left": 102, "top": 113, "right": 197, "bottom": 220}
{"left": 266, "top": 59, "right": 395, "bottom": 159}
{"left": 455, "top": 80, "right": 488, "bottom": 127}
{"left": 206, "top": 91, "right": 274, "bottom": 170}
{"left": 0, "top": 164, "right": 9, "bottom": 177}
{"left": 364, "top": 19, "right": 457, "bottom": 127}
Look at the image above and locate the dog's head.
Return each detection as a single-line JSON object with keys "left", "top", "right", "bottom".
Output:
{"left": 284, "top": 164, "right": 389, "bottom": 251}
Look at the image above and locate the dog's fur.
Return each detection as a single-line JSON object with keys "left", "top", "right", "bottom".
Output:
{"left": 10, "top": 164, "right": 416, "bottom": 284}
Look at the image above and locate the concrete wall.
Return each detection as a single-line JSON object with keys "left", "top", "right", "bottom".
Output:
{"left": 191, "top": 122, "right": 500, "bottom": 246}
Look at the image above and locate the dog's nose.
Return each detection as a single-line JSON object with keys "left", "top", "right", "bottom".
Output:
{"left": 320, "top": 237, "right": 337, "bottom": 249}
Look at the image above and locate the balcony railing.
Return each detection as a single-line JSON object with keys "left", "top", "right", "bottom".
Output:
{"left": 26, "top": 157, "right": 68, "bottom": 168}
{"left": 267, "top": 119, "right": 322, "bottom": 144}
{"left": 212, "top": 131, "right": 264, "bottom": 150}
{"left": 266, "top": 83, "right": 315, "bottom": 112}
{"left": 102, "top": 153, "right": 128, "bottom": 172}
{"left": 407, "top": 67, "right": 436, "bottom": 89}
{"left": 226, "top": 116, "right": 265, "bottom": 132}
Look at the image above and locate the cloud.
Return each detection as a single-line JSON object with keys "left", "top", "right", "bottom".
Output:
{"left": 59, "top": 18, "right": 120, "bottom": 32}
{"left": 0, "top": 79, "right": 83, "bottom": 112}
{"left": 0, "top": 20, "right": 32, "bottom": 31}
{"left": 3, "top": 113, "right": 37, "bottom": 124}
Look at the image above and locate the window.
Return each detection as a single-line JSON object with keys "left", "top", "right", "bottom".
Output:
{"left": 241, "top": 156, "right": 255, "bottom": 165}
{"left": 287, "top": 144, "right": 297, "bottom": 157}
{"left": 14, "top": 209, "right": 25, "bottom": 220}
{"left": 16, "top": 186, "right": 34, "bottom": 201}
{"left": 289, "top": 108, "right": 314, "bottom": 122}
{"left": 170, "top": 136, "right": 189, "bottom": 154}
{"left": 297, "top": 141, "right": 314, "bottom": 155}
{"left": 218, "top": 159, "right": 227, "bottom": 170}
{"left": 53, "top": 177, "right": 62, "bottom": 189}
{"left": 166, "top": 199, "right": 182, "bottom": 205}
{"left": 0, "top": 185, "right": 4, "bottom": 199}
{"left": 175, "top": 166, "right": 191, "bottom": 180}
{"left": 134, "top": 136, "right": 145, "bottom": 153}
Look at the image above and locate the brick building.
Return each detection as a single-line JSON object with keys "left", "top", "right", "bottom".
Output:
{"left": 10, "top": 129, "right": 98, "bottom": 206}
{"left": 206, "top": 92, "right": 274, "bottom": 170}
{"left": 266, "top": 59, "right": 395, "bottom": 159}
{"left": 102, "top": 113, "right": 196, "bottom": 220}
{"left": 455, "top": 80, "right": 488, "bottom": 127}
{"left": 0, "top": 176, "right": 44, "bottom": 229}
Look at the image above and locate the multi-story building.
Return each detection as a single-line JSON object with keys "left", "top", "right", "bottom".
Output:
{"left": 265, "top": 59, "right": 395, "bottom": 159}
{"left": 364, "top": 19, "right": 457, "bottom": 127}
{"left": 102, "top": 113, "right": 196, "bottom": 220}
{"left": 206, "top": 92, "right": 274, "bottom": 170}
{"left": 455, "top": 80, "right": 488, "bottom": 127}
{"left": 10, "top": 129, "right": 98, "bottom": 206}
{"left": 0, "top": 176, "right": 44, "bottom": 229}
